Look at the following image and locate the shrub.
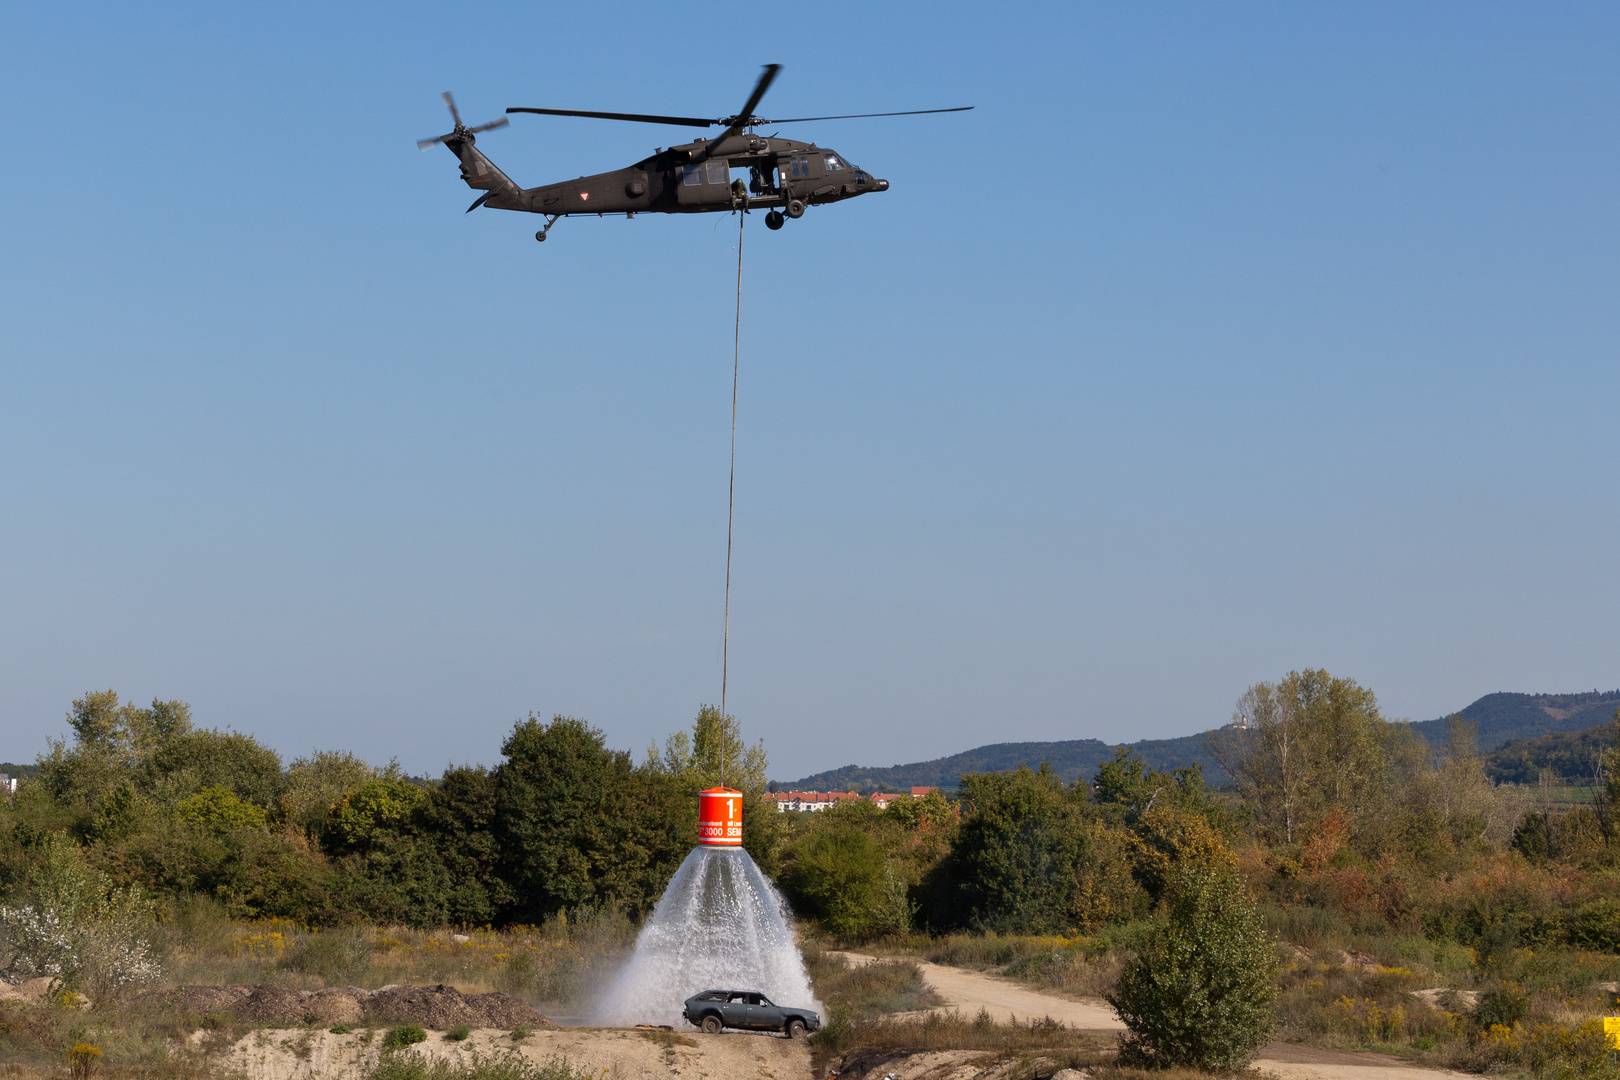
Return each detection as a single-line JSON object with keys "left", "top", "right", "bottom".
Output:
{"left": 447, "top": 1025, "right": 472, "bottom": 1041}
{"left": 282, "top": 927, "right": 372, "bottom": 983}
{"left": 382, "top": 1025, "right": 428, "bottom": 1050}
{"left": 1475, "top": 986, "right": 1530, "bottom": 1029}
{"left": 331, "top": 1024, "right": 354, "bottom": 1034}
{"left": 1565, "top": 899, "right": 1620, "bottom": 953}
{"left": 176, "top": 785, "right": 267, "bottom": 833}
{"left": 0, "top": 834, "right": 161, "bottom": 998}
{"left": 1106, "top": 866, "right": 1278, "bottom": 1070}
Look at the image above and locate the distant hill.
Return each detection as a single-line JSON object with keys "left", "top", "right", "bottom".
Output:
{"left": 778, "top": 689, "right": 1620, "bottom": 793}
{"left": 1483, "top": 718, "right": 1618, "bottom": 785}
{"left": 1410, "top": 691, "right": 1619, "bottom": 751}
{"left": 0, "top": 762, "right": 39, "bottom": 779}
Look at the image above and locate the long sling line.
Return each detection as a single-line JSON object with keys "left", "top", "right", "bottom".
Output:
{"left": 719, "top": 209, "right": 744, "bottom": 788}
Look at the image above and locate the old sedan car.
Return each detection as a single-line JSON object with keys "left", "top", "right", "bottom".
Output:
{"left": 682, "top": 989, "right": 821, "bottom": 1038}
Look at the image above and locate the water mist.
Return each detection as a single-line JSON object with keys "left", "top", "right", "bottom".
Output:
{"left": 591, "top": 789, "right": 823, "bottom": 1027}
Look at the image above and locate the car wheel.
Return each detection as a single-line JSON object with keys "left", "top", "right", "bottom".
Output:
{"left": 701, "top": 1014, "right": 722, "bottom": 1034}
{"left": 786, "top": 1018, "right": 806, "bottom": 1040}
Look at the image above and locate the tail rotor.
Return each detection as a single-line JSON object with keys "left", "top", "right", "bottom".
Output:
{"left": 417, "top": 91, "right": 509, "bottom": 149}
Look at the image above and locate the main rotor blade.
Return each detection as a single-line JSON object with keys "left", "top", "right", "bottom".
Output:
{"left": 442, "top": 91, "right": 463, "bottom": 128}
{"left": 761, "top": 106, "right": 974, "bottom": 123}
{"left": 505, "top": 106, "right": 716, "bottom": 128}
{"left": 727, "top": 63, "right": 781, "bottom": 132}
{"left": 466, "top": 117, "right": 509, "bottom": 135}
{"left": 417, "top": 132, "right": 453, "bottom": 150}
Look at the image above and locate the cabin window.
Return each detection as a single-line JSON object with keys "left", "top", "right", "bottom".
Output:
{"left": 682, "top": 165, "right": 702, "bottom": 186}
{"left": 823, "top": 153, "right": 844, "bottom": 171}
{"left": 789, "top": 155, "right": 810, "bottom": 179}
{"left": 706, "top": 160, "right": 727, "bottom": 184}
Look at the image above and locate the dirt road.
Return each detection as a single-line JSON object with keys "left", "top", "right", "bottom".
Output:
{"left": 832, "top": 951, "right": 1478, "bottom": 1080}
{"left": 831, "top": 950, "right": 1123, "bottom": 1030}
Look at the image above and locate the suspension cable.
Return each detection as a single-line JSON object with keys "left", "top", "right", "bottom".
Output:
{"left": 720, "top": 210, "right": 745, "bottom": 787}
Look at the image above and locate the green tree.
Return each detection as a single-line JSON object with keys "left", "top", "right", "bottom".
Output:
{"left": 1107, "top": 866, "right": 1278, "bottom": 1070}
{"left": 496, "top": 715, "right": 687, "bottom": 922}
{"left": 325, "top": 779, "right": 427, "bottom": 851}
{"left": 1207, "top": 669, "right": 1419, "bottom": 846}
{"left": 645, "top": 705, "right": 768, "bottom": 792}
{"left": 941, "top": 765, "right": 1137, "bottom": 933}
{"left": 780, "top": 821, "right": 890, "bottom": 939}
{"left": 138, "top": 728, "right": 283, "bottom": 808}
{"left": 280, "top": 750, "right": 377, "bottom": 832}
{"left": 177, "top": 786, "right": 269, "bottom": 834}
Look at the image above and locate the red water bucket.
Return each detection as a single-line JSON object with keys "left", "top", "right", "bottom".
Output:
{"left": 698, "top": 787, "right": 743, "bottom": 846}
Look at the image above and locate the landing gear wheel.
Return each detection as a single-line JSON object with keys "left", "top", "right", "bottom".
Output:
{"left": 765, "top": 211, "right": 784, "bottom": 230}
{"left": 784, "top": 199, "right": 805, "bottom": 219}
{"left": 701, "top": 1015, "right": 722, "bottom": 1034}
{"left": 534, "top": 230, "right": 548, "bottom": 242}
{"left": 786, "top": 1019, "right": 806, "bottom": 1040}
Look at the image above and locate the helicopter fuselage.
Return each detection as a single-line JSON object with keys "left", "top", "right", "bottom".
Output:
{"left": 452, "top": 132, "right": 887, "bottom": 219}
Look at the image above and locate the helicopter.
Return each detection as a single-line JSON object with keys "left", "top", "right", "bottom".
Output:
{"left": 417, "top": 64, "right": 970, "bottom": 241}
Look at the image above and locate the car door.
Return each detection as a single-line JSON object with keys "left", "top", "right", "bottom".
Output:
{"left": 720, "top": 993, "right": 749, "bottom": 1028}
{"left": 750, "top": 995, "right": 783, "bottom": 1031}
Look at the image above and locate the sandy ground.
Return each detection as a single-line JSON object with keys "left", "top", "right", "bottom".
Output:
{"left": 830, "top": 950, "right": 1124, "bottom": 1031}
{"left": 830, "top": 951, "right": 1480, "bottom": 1080}
{"left": 219, "top": 1026, "right": 810, "bottom": 1080}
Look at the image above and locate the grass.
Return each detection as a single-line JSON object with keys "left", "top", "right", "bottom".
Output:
{"left": 365, "top": 1049, "right": 590, "bottom": 1080}
{"left": 804, "top": 938, "right": 1108, "bottom": 1078}
{"left": 0, "top": 901, "right": 636, "bottom": 1078}
{"left": 802, "top": 944, "right": 944, "bottom": 1017}
{"left": 152, "top": 897, "right": 637, "bottom": 1010}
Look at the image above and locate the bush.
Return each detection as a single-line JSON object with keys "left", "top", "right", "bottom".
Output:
{"left": 1475, "top": 986, "right": 1530, "bottom": 1029}
{"left": 447, "top": 1025, "right": 471, "bottom": 1041}
{"left": 382, "top": 1025, "right": 428, "bottom": 1050}
{"left": 0, "top": 834, "right": 161, "bottom": 999}
{"left": 1565, "top": 899, "right": 1620, "bottom": 953}
{"left": 282, "top": 927, "right": 372, "bottom": 983}
{"left": 1106, "top": 867, "right": 1278, "bottom": 1070}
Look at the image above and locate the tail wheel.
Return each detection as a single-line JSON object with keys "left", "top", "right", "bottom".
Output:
{"left": 535, "top": 230, "right": 547, "bottom": 242}
{"left": 701, "top": 1014, "right": 722, "bottom": 1034}
{"left": 765, "top": 211, "right": 785, "bottom": 230}
{"left": 786, "top": 1018, "right": 806, "bottom": 1040}
{"left": 784, "top": 199, "right": 805, "bottom": 219}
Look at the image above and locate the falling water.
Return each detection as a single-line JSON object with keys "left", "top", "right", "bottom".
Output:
{"left": 591, "top": 846, "right": 823, "bottom": 1027}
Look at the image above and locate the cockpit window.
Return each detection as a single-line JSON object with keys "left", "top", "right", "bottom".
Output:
{"left": 823, "top": 153, "right": 845, "bottom": 171}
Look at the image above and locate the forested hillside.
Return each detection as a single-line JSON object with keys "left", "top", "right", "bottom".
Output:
{"left": 781, "top": 689, "right": 1620, "bottom": 792}
{"left": 1484, "top": 718, "right": 1619, "bottom": 785}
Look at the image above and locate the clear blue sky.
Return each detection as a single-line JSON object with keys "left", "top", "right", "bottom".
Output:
{"left": 2, "top": 3, "right": 1616, "bottom": 781}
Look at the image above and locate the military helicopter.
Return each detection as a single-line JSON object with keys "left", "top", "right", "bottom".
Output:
{"left": 417, "top": 64, "right": 970, "bottom": 241}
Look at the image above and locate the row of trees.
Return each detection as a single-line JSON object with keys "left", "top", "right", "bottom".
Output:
{"left": 2, "top": 670, "right": 1616, "bottom": 950}
{"left": 0, "top": 694, "right": 772, "bottom": 928}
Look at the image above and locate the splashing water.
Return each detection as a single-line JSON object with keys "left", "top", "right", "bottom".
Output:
{"left": 591, "top": 846, "right": 823, "bottom": 1027}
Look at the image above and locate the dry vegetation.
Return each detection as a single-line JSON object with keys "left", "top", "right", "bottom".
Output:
{"left": 0, "top": 903, "right": 639, "bottom": 1078}
{"left": 154, "top": 899, "right": 637, "bottom": 1010}
{"left": 802, "top": 940, "right": 1112, "bottom": 1078}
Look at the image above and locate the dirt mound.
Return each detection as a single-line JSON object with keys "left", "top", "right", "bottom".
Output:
{"left": 132, "top": 983, "right": 552, "bottom": 1029}
{"left": 366, "top": 984, "right": 546, "bottom": 1028}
